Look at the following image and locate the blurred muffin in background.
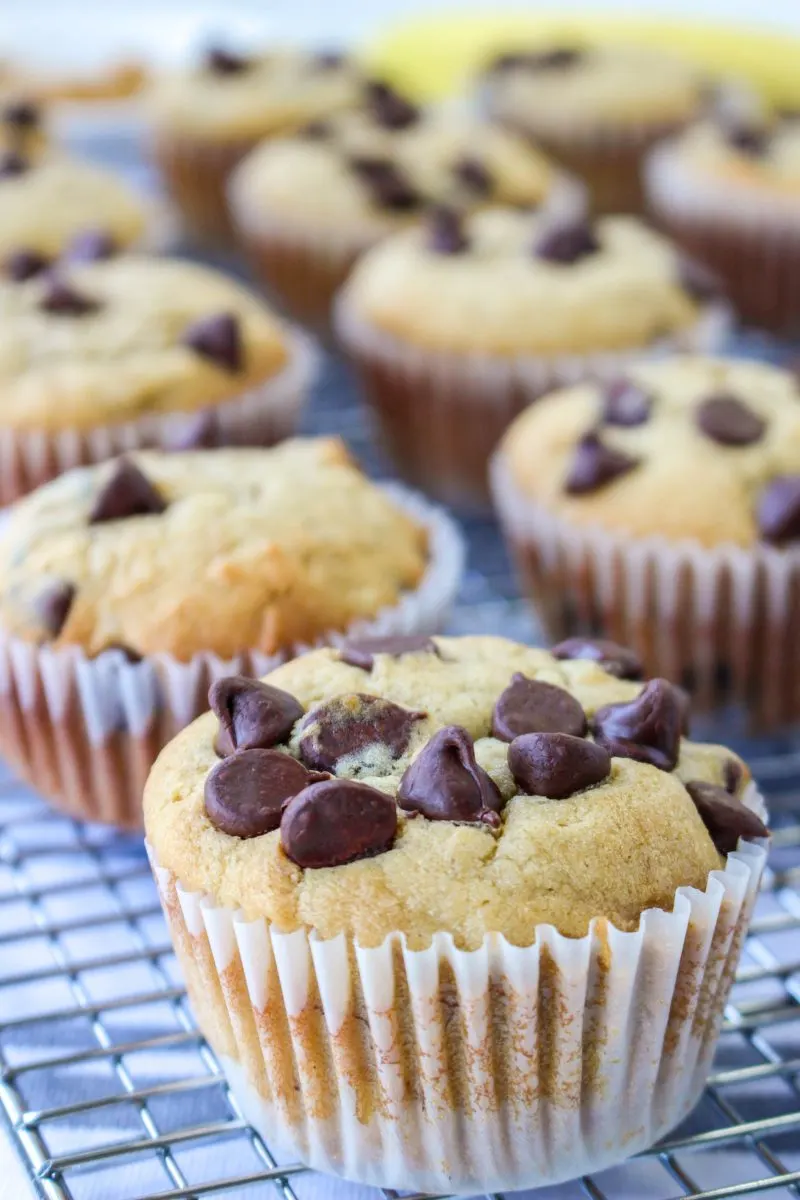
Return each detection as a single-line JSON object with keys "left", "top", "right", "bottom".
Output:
{"left": 480, "top": 43, "right": 707, "bottom": 214}
{"left": 146, "top": 45, "right": 362, "bottom": 245}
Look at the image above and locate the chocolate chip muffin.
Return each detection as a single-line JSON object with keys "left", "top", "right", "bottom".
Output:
{"left": 228, "top": 84, "right": 576, "bottom": 332}
{"left": 480, "top": 42, "right": 707, "bottom": 213}
{"left": 0, "top": 253, "right": 317, "bottom": 501}
{"left": 145, "top": 633, "right": 767, "bottom": 1192}
{"left": 0, "top": 440, "right": 463, "bottom": 827}
{"left": 146, "top": 46, "right": 362, "bottom": 244}
{"left": 335, "top": 206, "right": 728, "bottom": 507}
{"left": 493, "top": 355, "right": 800, "bottom": 729}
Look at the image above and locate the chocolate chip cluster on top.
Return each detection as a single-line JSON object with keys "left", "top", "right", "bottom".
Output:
{"left": 144, "top": 634, "right": 766, "bottom": 949}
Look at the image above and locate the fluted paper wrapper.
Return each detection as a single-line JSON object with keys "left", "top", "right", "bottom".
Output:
{"left": 0, "top": 484, "right": 464, "bottom": 827}
{"left": 336, "top": 297, "right": 730, "bottom": 510}
{"left": 150, "top": 130, "right": 264, "bottom": 246}
{"left": 0, "top": 328, "right": 317, "bottom": 506}
{"left": 492, "top": 453, "right": 800, "bottom": 733}
{"left": 147, "top": 798, "right": 766, "bottom": 1193}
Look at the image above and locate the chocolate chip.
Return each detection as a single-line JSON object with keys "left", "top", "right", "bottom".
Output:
{"left": 397, "top": 725, "right": 502, "bottom": 825}
{"left": 722, "top": 119, "right": 769, "bottom": 156}
{"left": 427, "top": 206, "right": 468, "bottom": 254}
{"left": 205, "top": 46, "right": 251, "bottom": 75}
{"left": 601, "top": 378, "right": 653, "bottom": 427}
{"left": 210, "top": 676, "right": 304, "bottom": 756}
{"left": 38, "top": 276, "right": 100, "bottom": 316}
{"left": 453, "top": 156, "right": 493, "bottom": 197}
{"left": 89, "top": 458, "right": 167, "bottom": 524}
{"left": 206, "top": 748, "right": 320, "bottom": 838}
{"left": 66, "top": 229, "right": 116, "bottom": 262}
{"left": 298, "top": 694, "right": 423, "bottom": 773}
{"left": 564, "top": 432, "right": 640, "bottom": 495}
{"left": 349, "top": 156, "right": 420, "bottom": 211}
{"left": 3, "top": 99, "right": 40, "bottom": 129}
{"left": 593, "top": 678, "right": 685, "bottom": 771}
{"left": 492, "top": 674, "right": 587, "bottom": 742}
{"left": 696, "top": 393, "right": 766, "bottom": 447}
{"left": 552, "top": 637, "right": 644, "bottom": 681}
{"left": 33, "top": 581, "right": 75, "bottom": 638}
{"left": 281, "top": 778, "right": 397, "bottom": 867}
{"left": 678, "top": 256, "right": 724, "bottom": 303}
{"left": 5, "top": 248, "right": 49, "bottom": 281}
{"left": 339, "top": 635, "right": 439, "bottom": 671}
{"left": 490, "top": 48, "right": 583, "bottom": 72}
{"left": 102, "top": 642, "right": 143, "bottom": 664}
{"left": 508, "top": 731, "right": 610, "bottom": 799}
{"left": 313, "top": 50, "right": 346, "bottom": 70}
{"left": 0, "top": 151, "right": 29, "bottom": 178}
{"left": 364, "top": 81, "right": 419, "bottom": 130}
{"left": 163, "top": 410, "right": 222, "bottom": 452}
{"left": 723, "top": 756, "right": 744, "bottom": 795}
{"left": 299, "top": 119, "right": 332, "bottom": 140}
{"left": 758, "top": 476, "right": 800, "bottom": 544}
{"left": 685, "top": 780, "right": 768, "bottom": 855}
{"left": 182, "top": 312, "right": 243, "bottom": 372}
{"left": 534, "top": 218, "right": 600, "bottom": 264}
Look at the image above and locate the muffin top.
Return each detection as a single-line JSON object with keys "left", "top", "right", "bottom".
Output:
{"left": 500, "top": 356, "right": 800, "bottom": 548}
{"left": 229, "top": 90, "right": 558, "bottom": 238}
{"left": 147, "top": 47, "right": 362, "bottom": 141}
{"left": 144, "top": 633, "right": 766, "bottom": 949}
{"left": 666, "top": 114, "right": 800, "bottom": 196}
{"left": 482, "top": 44, "right": 705, "bottom": 136}
{"left": 338, "top": 207, "right": 707, "bottom": 355}
{"left": 0, "top": 255, "right": 290, "bottom": 431}
{"left": 0, "top": 440, "right": 428, "bottom": 660}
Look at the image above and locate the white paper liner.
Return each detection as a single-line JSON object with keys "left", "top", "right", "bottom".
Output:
{"left": 491, "top": 452, "right": 800, "bottom": 732}
{"left": 0, "top": 327, "right": 318, "bottom": 506}
{"left": 146, "top": 788, "right": 767, "bottom": 1193}
{"left": 0, "top": 483, "right": 464, "bottom": 826}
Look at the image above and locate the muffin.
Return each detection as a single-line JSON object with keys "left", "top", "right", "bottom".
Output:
{"left": 335, "top": 206, "right": 729, "bottom": 507}
{"left": 145, "top": 633, "right": 767, "bottom": 1192}
{"left": 0, "top": 254, "right": 317, "bottom": 501}
{"left": 146, "top": 46, "right": 362, "bottom": 245}
{"left": 228, "top": 85, "right": 577, "bottom": 332}
{"left": 481, "top": 43, "right": 707, "bottom": 214}
{"left": 646, "top": 110, "right": 800, "bottom": 335}
{"left": 0, "top": 440, "right": 463, "bottom": 826}
{"left": 492, "top": 355, "right": 800, "bottom": 731}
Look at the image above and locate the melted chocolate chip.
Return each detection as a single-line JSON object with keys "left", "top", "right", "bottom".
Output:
{"left": 492, "top": 674, "right": 587, "bottom": 742}
{"left": 453, "top": 156, "right": 493, "bottom": 197}
{"left": 210, "top": 676, "right": 304, "bottom": 756}
{"left": 593, "top": 678, "right": 685, "bottom": 772}
{"left": 33, "top": 581, "right": 75, "bottom": 638}
{"left": 298, "top": 694, "right": 423, "bottom": 773}
{"left": 164, "top": 410, "right": 222, "bottom": 452}
{"left": 89, "top": 459, "right": 167, "bottom": 524}
{"left": 300, "top": 119, "right": 332, "bottom": 140}
{"left": 685, "top": 780, "right": 768, "bottom": 855}
{"left": 508, "top": 731, "right": 610, "bottom": 799}
{"left": 757, "top": 476, "right": 800, "bottom": 544}
{"left": 427, "top": 206, "right": 468, "bottom": 254}
{"left": 678, "top": 256, "right": 724, "bottom": 303}
{"left": 564, "top": 432, "right": 640, "bottom": 495}
{"left": 534, "top": 219, "right": 599, "bottom": 264}
{"left": 281, "top": 778, "right": 397, "bottom": 867}
{"left": 364, "top": 80, "right": 419, "bottom": 130}
{"left": 552, "top": 637, "right": 644, "bottom": 681}
{"left": 38, "top": 276, "right": 100, "bottom": 316}
{"left": 182, "top": 312, "right": 243, "bottom": 372}
{"left": 601, "top": 378, "right": 653, "bottom": 427}
{"left": 5, "top": 248, "right": 49, "bottom": 281}
{"left": 205, "top": 46, "right": 251, "bottom": 75}
{"left": 0, "top": 151, "right": 29, "bottom": 178}
{"left": 66, "top": 229, "right": 116, "bottom": 262}
{"left": 3, "top": 100, "right": 40, "bottom": 129}
{"left": 339, "top": 635, "right": 438, "bottom": 671}
{"left": 723, "top": 756, "right": 744, "bottom": 795}
{"left": 696, "top": 393, "right": 766, "bottom": 447}
{"left": 348, "top": 156, "right": 420, "bottom": 211}
{"left": 206, "top": 748, "right": 320, "bottom": 838}
{"left": 397, "top": 725, "right": 502, "bottom": 825}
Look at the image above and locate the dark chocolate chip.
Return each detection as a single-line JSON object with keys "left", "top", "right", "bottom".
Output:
{"left": 299, "top": 119, "right": 332, "bottom": 140}
{"left": 339, "top": 635, "right": 438, "bottom": 671}
{"left": 5, "top": 248, "right": 49, "bottom": 281}
{"left": 552, "top": 636, "right": 644, "bottom": 681}
{"left": 89, "top": 458, "right": 167, "bottom": 524}
{"left": 490, "top": 47, "right": 584, "bottom": 72}
{"left": 66, "top": 229, "right": 116, "bottom": 262}
{"left": 3, "top": 99, "right": 40, "bottom": 129}
{"left": 453, "top": 156, "right": 493, "bottom": 197}
{"left": 210, "top": 675, "right": 304, "bottom": 756}
{"left": 722, "top": 119, "right": 769, "bottom": 156}
{"left": 0, "top": 151, "right": 29, "bottom": 178}
{"left": 678, "top": 255, "right": 725, "bottom": 303}
{"left": 593, "top": 678, "right": 685, "bottom": 772}
{"left": 281, "top": 778, "right": 397, "bottom": 867}
{"left": 564, "top": 432, "right": 640, "bottom": 495}
{"left": 427, "top": 205, "right": 468, "bottom": 254}
{"left": 163, "top": 409, "right": 222, "bottom": 452}
{"left": 298, "top": 693, "right": 423, "bottom": 773}
{"left": 348, "top": 155, "right": 420, "bottom": 211}
{"left": 601, "top": 378, "right": 653, "bottom": 427}
{"left": 534, "top": 219, "right": 599, "bottom": 264}
{"left": 182, "top": 312, "right": 243, "bottom": 372}
{"left": 723, "top": 756, "right": 744, "bottom": 795}
{"left": 685, "top": 780, "right": 768, "bottom": 855}
{"left": 508, "top": 731, "right": 611, "bottom": 799}
{"left": 364, "top": 80, "right": 419, "bottom": 130}
{"left": 33, "top": 581, "right": 75, "bottom": 638}
{"left": 397, "top": 725, "right": 502, "bottom": 825}
{"left": 313, "top": 50, "right": 346, "bottom": 70}
{"left": 205, "top": 46, "right": 251, "bottom": 75}
{"left": 206, "top": 748, "right": 319, "bottom": 838}
{"left": 492, "top": 673, "right": 587, "bottom": 742}
{"left": 696, "top": 393, "right": 766, "bottom": 447}
{"left": 38, "top": 276, "right": 100, "bottom": 316}
{"left": 757, "top": 476, "right": 800, "bottom": 544}
{"left": 102, "top": 642, "right": 143, "bottom": 664}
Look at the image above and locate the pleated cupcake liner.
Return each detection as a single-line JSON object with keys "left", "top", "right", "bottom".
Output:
{"left": 146, "top": 789, "right": 767, "bottom": 1193}
{"left": 149, "top": 131, "right": 264, "bottom": 246}
{"left": 0, "top": 482, "right": 464, "bottom": 828}
{"left": 491, "top": 453, "right": 800, "bottom": 733}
